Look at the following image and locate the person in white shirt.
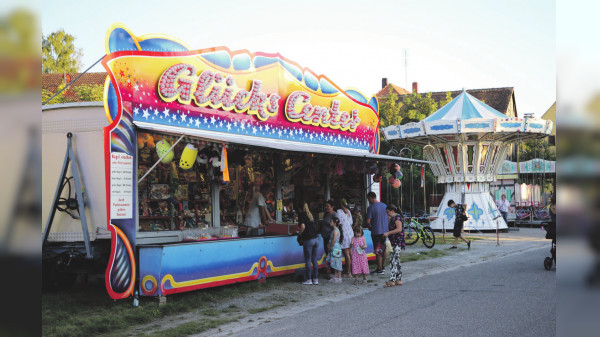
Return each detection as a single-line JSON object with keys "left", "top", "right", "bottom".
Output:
{"left": 496, "top": 194, "right": 512, "bottom": 224}
{"left": 244, "top": 184, "right": 274, "bottom": 234}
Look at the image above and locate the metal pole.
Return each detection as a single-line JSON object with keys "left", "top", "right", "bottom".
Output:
{"left": 138, "top": 134, "right": 185, "bottom": 184}
{"left": 42, "top": 134, "right": 72, "bottom": 246}
{"left": 442, "top": 218, "right": 446, "bottom": 243}
{"left": 496, "top": 219, "right": 500, "bottom": 246}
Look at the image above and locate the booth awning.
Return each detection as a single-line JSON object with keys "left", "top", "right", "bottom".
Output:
{"left": 135, "top": 121, "right": 432, "bottom": 165}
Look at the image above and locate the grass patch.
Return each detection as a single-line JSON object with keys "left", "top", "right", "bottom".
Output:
{"left": 42, "top": 275, "right": 289, "bottom": 337}
{"left": 146, "top": 317, "right": 238, "bottom": 337}
{"left": 247, "top": 303, "right": 283, "bottom": 314}
{"left": 220, "top": 304, "right": 240, "bottom": 313}
{"left": 401, "top": 249, "right": 449, "bottom": 263}
{"left": 202, "top": 308, "right": 220, "bottom": 316}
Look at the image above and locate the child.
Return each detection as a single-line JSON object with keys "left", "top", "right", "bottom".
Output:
{"left": 350, "top": 226, "right": 369, "bottom": 285}
{"left": 326, "top": 217, "right": 344, "bottom": 283}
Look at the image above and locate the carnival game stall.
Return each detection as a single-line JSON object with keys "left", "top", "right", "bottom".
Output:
{"left": 102, "top": 24, "right": 428, "bottom": 300}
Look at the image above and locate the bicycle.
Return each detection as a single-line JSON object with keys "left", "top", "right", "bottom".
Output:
{"left": 403, "top": 217, "right": 435, "bottom": 248}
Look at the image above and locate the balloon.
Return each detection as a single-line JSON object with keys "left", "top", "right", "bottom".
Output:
{"left": 392, "top": 179, "right": 401, "bottom": 188}
{"left": 388, "top": 176, "right": 395, "bottom": 184}
{"left": 394, "top": 163, "right": 400, "bottom": 171}
{"left": 179, "top": 143, "right": 198, "bottom": 170}
{"left": 156, "top": 139, "right": 174, "bottom": 164}
{"left": 394, "top": 170, "right": 403, "bottom": 179}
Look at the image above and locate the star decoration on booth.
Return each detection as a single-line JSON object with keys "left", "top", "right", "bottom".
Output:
{"left": 142, "top": 109, "right": 150, "bottom": 119}
{"left": 468, "top": 203, "right": 483, "bottom": 220}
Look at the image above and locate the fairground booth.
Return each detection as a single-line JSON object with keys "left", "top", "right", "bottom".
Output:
{"left": 102, "top": 24, "right": 428, "bottom": 300}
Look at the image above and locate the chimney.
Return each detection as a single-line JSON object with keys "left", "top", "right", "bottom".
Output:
{"left": 412, "top": 82, "right": 418, "bottom": 94}
{"left": 382, "top": 78, "right": 388, "bottom": 89}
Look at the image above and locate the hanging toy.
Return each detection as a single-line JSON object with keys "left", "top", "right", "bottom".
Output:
{"left": 138, "top": 133, "right": 156, "bottom": 149}
{"left": 179, "top": 143, "right": 198, "bottom": 170}
{"left": 392, "top": 179, "right": 401, "bottom": 188}
{"left": 210, "top": 156, "right": 221, "bottom": 168}
{"left": 373, "top": 174, "right": 382, "bottom": 183}
{"left": 156, "top": 139, "right": 174, "bottom": 164}
{"left": 335, "top": 160, "right": 344, "bottom": 176}
{"left": 394, "top": 170, "right": 403, "bottom": 179}
{"left": 388, "top": 176, "right": 395, "bottom": 184}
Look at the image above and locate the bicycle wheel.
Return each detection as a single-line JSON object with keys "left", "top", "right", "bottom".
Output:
{"left": 404, "top": 224, "right": 419, "bottom": 246}
{"left": 421, "top": 227, "right": 435, "bottom": 248}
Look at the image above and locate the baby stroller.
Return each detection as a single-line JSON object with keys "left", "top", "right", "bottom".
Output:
{"left": 542, "top": 221, "right": 556, "bottom": 270}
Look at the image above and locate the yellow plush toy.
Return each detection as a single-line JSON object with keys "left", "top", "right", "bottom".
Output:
{"left": 179, "top": 143, "right": 198, "bottom": 170}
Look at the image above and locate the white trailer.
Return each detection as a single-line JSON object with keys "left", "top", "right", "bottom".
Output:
{"left": 42, "top": 102, "right": 112, "bottom": 288}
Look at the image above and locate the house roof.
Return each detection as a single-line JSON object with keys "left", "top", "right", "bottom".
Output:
{"left": 42, "top": 72, "right": 107, "bottom": 102}
{"left": 375, "top": 83, "right": 411, "bottom": 97}
{"left": 376, "top": 84, "right": 515, "bottom": 115}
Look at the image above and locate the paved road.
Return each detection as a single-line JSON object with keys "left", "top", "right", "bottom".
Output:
{"left": 226, "top": 247, "right": 555, "bottom": 337}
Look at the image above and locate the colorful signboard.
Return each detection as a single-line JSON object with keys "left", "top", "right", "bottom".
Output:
{"left": 102, "top": 24, "right": 381, "bottom": 299}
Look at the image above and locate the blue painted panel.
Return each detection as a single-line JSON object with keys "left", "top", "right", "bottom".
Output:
{"left": 464, "top": 122, "right": 489, "bottom": 129}
{"left": 500, "top": 122, "right": 521, "bottom": 128}
{"left": 431, "top": 124, "right": 454, "bottom": 131}
{"left": 202, "top": 51, "right": 232, "bottom": 69}
{"left": 345, "top": 89, "right": 367, "bottom": 104}
{"left": 232, "top": 54, "right": 252, "bottom": 71}
{"left": 108, "top": 28, "right": 138, "bottom": 53}
{"left": 138, "top": 231, "right": 375, "bottom": 296}
{"left": 404, "top": 127, "right": 421, "bottom": 134}
{"left": 138, "top": 39, "right": 188, "bottom": 52}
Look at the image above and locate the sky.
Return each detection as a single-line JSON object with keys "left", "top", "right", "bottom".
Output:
{"left": 42, "top": 0, "right": 556, "bottom": 117}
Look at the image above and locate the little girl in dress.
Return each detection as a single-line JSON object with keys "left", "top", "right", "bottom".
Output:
{"left": 326, "top": 217, "right": 343, "bottom": 283}
{"left": 350, "top": 226, "right": 369, "bottom": 285}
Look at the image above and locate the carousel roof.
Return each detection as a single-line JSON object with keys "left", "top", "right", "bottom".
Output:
{"left": 381, "top": 89, "right": 553, "bottom": 144}
{"left": 423, "top": 89, "right": 507, "bottom": 122}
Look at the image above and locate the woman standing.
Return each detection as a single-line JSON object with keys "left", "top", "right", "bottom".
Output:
{"left": 336, "top": 199, "right": 353, "bottom": 278}
{"left": 298, "top": 203, "right": 320, "bottom": 285}
{"left": 383, "top": 205, "right": 405, "bottom": 287}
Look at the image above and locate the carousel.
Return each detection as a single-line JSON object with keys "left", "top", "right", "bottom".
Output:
{"left": 382, "top": 89, "right": 553, "bottom": 231}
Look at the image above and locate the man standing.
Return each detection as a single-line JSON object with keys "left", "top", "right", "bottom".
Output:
{"left": 366, "top": 192, "right": 387, "bottom": 274}
{"left": 244, "top": 184, "right": 274, "bottom": 235}
{"left": 448, "top": 199, "right": 471, "bottom": 250}
{"left": 496, "top": 194, "right": 512, "bottom": 225}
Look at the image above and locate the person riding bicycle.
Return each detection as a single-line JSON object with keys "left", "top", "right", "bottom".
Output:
{"left": 448, "top": 199, "right": 471, "bottom": 250}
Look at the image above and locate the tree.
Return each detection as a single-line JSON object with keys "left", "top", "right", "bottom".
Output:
{"left": 398, "top": 92, "right": 439, "bottom": 124}
{"left": 378, "top": 89, "right": 403, "bottom": 128}
{"left": 42, "top": 29, "right": 82, "bottom": 73}
{"left": 73, "top": 84, "right": 103, "bottom": 101}
{"left": 517, "top": 138, "right": 556, "bottom": 162}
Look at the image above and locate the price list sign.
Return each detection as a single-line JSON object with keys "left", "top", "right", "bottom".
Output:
{"left": 110, "top": 153, "right": 134, "bottom": 219}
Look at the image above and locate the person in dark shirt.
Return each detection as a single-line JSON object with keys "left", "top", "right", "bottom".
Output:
{"left": 321, "top": 200, "right": 336, "bottom": 280}
{"left": 448, "top": 199, "right": 471, "bottom": 250}
{"left": 298, "top": 202, "right": 320, "bottom": 285}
